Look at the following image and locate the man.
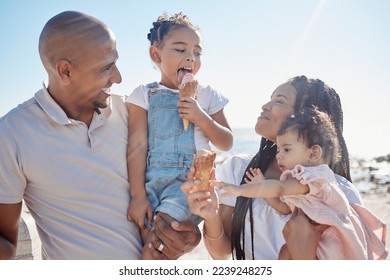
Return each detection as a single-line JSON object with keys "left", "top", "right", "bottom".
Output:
{"left": 0, "top": 11, "right": 200, "bottom": 260}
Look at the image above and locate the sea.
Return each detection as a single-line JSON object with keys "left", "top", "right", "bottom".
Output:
{"left": 213, "top": 127, "right": 260, "bottom": 163}
{"left": 213, "top": 128, "right": 390, "bottom": 193}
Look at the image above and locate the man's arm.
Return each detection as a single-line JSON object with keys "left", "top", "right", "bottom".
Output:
{"left": 0, "top": 202, "right": 22, "bottom": 259}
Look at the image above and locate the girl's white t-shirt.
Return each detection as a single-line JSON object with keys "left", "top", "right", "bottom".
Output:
{"left": 126, "top": 83, "right": 229, "bottom": 152}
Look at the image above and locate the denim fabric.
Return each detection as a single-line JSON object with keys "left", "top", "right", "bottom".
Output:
{"left": 145, "top": 83, "right": 201, "bottom": 225}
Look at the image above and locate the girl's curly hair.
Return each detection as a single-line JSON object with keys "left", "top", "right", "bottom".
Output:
{"left": 147, "top": 12, "right": 199, "bottom": 47}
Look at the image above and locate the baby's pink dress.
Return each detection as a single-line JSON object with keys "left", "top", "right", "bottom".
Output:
{"left": 280, "top": 164, "right": 388, "bottom": 260}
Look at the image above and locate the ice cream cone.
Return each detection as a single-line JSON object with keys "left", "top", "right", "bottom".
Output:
{"left": 193, "top": 150, "right": 217, "bottom": 191}
{"left": 179, "top": 73, "right": 198, "bottom": 131}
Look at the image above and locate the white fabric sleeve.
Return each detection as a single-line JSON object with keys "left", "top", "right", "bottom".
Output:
{"left": 0, "top": 120, "right": 26, "bottom": 203}
{"left": 199, "top": 85, "right": 229, "bottom": 115}
{"left": 125, "top": 85, "right": 149, "bottom": 110}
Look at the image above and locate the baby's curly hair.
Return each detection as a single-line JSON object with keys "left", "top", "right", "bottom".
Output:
{"left": 278, "top": 106, "right": 341, "bottom": 166}
{"left": 147, "top": 12, "right": 199, "bottom": 47}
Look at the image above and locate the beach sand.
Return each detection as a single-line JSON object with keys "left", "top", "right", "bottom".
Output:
{"left": 181, "top": 191, "right": 390, "bottom": 260}
{"left": 360, "top": 191, "right": 390, "bottom": 260}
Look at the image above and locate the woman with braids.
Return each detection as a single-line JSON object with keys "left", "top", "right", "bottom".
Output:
{"left": 125, "top": 12, "right": 233, "bottom": 259}
{"left": 212, "top": 107, "right": 388, "bottom": 259}
{"left": 182, "top": 76, "right": 367, "bottom": 259}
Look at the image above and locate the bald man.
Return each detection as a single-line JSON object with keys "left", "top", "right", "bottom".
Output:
{"left": 0, "top": 11, "right": 200, "bottom": 260}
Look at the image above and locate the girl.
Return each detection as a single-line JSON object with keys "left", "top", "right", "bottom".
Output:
{"left": 126, "top": 12, "right": 233, "bottom": 259}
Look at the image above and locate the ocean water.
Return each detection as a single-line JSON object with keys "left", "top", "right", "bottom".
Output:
{"left": 213, "top": 127, "right": 260, "bottom": 164}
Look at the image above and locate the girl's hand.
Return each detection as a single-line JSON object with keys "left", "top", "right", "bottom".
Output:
{"left": 244, "top": 167, "right": 265, "bottom": 184}
{"left": 177, "top": 96, "right": 207, "bottom": 126}
{"left": 127, "top": 196, "right": 154, "bottom": 229}
{"left": 210, "top": 180, "right": 242, "bottom": 197}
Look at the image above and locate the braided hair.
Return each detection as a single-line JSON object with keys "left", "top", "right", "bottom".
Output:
{"left": 147, "top": 12, "right": 199, "bottom": 47}
{"left": 231, "top": 75, "right": 351, "bottom": 260}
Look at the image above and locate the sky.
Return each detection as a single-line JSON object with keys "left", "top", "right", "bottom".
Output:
{"left": 1, "top": 0, "right": 389, "bottom": 159}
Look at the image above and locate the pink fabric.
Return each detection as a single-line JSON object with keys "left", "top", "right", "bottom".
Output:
{"left": 280, "top": 164, "right": 388, "bottom": 260}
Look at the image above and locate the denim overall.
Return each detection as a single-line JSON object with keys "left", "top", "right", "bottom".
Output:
{"left": 145, "top": 82, "right": 201, "bottom": 225}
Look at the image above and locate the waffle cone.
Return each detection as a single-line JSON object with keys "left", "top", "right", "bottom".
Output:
{"left": 179, "top": 75, "right": 198, "bottom": 132}
{"left": 183, "top": 119, "right": 190, "bottom": 132}
{"left": 193, "top": 150, "right": 217, "bottom": 191}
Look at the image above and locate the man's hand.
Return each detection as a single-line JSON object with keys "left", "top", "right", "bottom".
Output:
{"left": 144, "top": 213, "right": 201, "bottom": 260}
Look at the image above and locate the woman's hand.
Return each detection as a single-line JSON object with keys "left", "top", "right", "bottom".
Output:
{"left": 282, "top": 208, "right": 329, "bottom": 260}
{"left": 181, "top": 167, "right": 219, "bottom": 221}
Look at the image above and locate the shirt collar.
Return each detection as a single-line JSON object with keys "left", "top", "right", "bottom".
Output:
{"left": 35, "top": 82, "right": 112, "bottom": 126}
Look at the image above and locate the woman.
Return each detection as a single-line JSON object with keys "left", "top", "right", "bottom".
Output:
{"left": 182, "top": 75, "right": 363, "bottom": 260}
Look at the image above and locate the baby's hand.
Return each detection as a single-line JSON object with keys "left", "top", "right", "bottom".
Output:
{"left": 244, "top": 168, "right": 265, "bottom": 184}
{"left": 210, "top": 180, "right": 242, "bottom": 197}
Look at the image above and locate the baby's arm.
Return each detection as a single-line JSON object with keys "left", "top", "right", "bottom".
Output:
{"left": 212, "top": 178, "right": 309, "bottom": 199}
{"left": 126, "top": 103, "right": 153, "bottom": 229}
{"left": 264, "top": 198, "right": 292, "bottom": 215}
{"left": 243, "top": 168, "right": 291, "bottom": 214}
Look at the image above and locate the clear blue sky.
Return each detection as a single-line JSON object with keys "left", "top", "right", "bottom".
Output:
{"left": 1, "top": 0, "right": 389, "bottom": 158}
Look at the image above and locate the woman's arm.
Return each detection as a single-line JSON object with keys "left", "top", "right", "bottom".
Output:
{"left": 181, "top": 169, "right": 232, "bottom": 259}
{"left": 203, "top": 204, "right": 233, "bottom": 259}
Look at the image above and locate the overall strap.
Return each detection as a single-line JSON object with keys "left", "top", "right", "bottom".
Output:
{"left": 145, "top": 82, "right": 159, "bottom": 93}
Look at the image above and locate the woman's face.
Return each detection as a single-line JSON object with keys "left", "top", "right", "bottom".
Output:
{"left": 255, "top": 82, "right": 297, "bottom": 143}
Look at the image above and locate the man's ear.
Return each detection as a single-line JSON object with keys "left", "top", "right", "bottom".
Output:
{"left": 149, "top": 46, "right": 161, "bottom": 63}
{"left": 309, "top": 144, "right": 323, "bottom": 163}
{"left": 55, "top": 59, "right": 72, "bottom": 84}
